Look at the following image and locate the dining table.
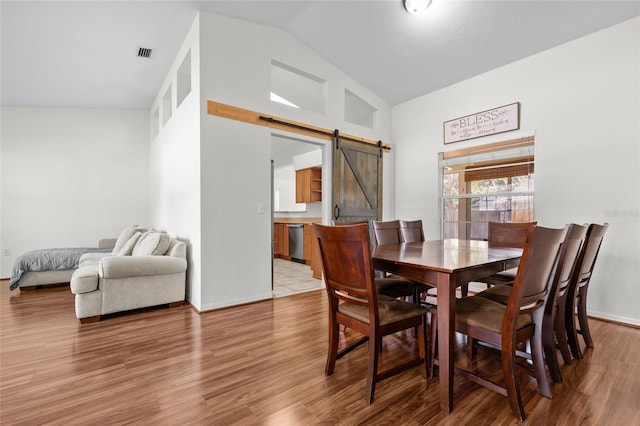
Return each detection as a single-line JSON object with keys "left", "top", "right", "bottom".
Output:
{"left": 371, "top": 239, "right": 523, "bottom": 413}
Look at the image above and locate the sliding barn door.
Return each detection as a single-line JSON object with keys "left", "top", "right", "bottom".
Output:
{"left": 332, "top": 137, "right": 383, "bottom": 223}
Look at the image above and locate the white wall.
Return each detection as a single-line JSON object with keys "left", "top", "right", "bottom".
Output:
{"left": 193, "top": 12, "right": 392, "bottom": 311}
{"left": 149, "top": 17, "right": 202, "bottom": 307}
{"left": 1, "top": 107, "right": 150, "bottom": 278}
{"left": 392, "top": 17, "right": 640, "bottom": 325}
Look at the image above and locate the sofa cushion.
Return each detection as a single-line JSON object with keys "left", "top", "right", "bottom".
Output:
{"left": 79, "top": 252, "right": 112, "bottom": 267}
{"left": 112, "top": 226, "right": 146, "bottom": 255}
{"left": 117, "top": 231, "right": 142, "bottom": 256}
{"left": 70, "top": 265, "right": 100, "bottom": 294}
{"left": 132, "top": 232, "right": 170, "bottom": 256}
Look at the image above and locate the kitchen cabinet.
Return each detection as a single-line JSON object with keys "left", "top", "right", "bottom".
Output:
{"left": 273, "top": 223, "right": 289, "bottom": 259}
{"left": 295, "top": 167, "right": 322, "bottom": 203}
{"left": 303, "top": 224, "right": 312, "bottom": 264}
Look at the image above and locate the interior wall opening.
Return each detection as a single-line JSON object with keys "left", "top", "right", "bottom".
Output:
{"left": 270, "top": 133, "right": 327, "bottom": 298}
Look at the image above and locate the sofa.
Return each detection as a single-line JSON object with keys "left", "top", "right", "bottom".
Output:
{"left": 70, "top": 227, "right": 187, "bottom": 323}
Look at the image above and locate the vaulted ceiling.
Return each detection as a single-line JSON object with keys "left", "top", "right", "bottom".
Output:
{"left": 2, "top": 1, "right": 638, "bottom": 109}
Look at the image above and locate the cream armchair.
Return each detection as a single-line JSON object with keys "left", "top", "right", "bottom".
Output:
{"left": 70, "top": 233, "right": 187, "bottom": 323}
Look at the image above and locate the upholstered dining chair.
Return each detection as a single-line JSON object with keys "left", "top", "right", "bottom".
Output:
{"left": 479, "top": 221, "right": 537, "bottom": 287}
{"left": 313, "top": 223, "right": 431, "bottom": 404}
{"left": 399, "top": 219, "right": 425, "bottom": 243}
{"left": 566, "top": 223, "right": 609, "bottom": 360}
{"left": 371, "top": 220, "right": 433, "bottom": 304}
{"left": 476, "top": 223, "right": 588, "bottom": 384}
{"left": 453, "top": 225, "right": 567, "bottom": 421}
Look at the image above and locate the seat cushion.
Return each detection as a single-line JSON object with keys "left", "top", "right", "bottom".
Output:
{"left": 475, "top": 284, "right": 512, "bottom": 305}
{"left": 339, "top": 295, "right": 429, "bottom": 326}
{"left": 375, "top": 277, "right": 415, "bottom": 298}
{"left": 455, "top": 295, "right": 531, "bottom": 334}
{"left": 482, "top": 267, "right": 517, "bottom": 286}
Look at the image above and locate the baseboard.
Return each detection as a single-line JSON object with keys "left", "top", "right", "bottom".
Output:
{"left": 588, "top": 310, "right": 640, "bottom": 328}
{"left": 197, "top": 293, "right": 274, "bottom": 313}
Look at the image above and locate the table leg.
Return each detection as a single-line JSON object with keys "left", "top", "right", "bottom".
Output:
{"left": 437, "top": 272, "right": 455, "bottom": 413}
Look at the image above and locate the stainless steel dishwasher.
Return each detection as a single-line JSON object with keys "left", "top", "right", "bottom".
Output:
{"left": 288, "top": 224, "right": 304, "bottom": 262}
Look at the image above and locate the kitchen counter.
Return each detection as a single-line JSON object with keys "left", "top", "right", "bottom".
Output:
{"left": 273, "top": 217, "right": 321, "bottom": 224}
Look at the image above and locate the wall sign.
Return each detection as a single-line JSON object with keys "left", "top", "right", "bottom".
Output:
{"left": 443, "top": 102, "right": 520, "bottom": 144}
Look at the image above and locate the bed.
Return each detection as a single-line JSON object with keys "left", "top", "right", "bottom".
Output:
{"left": 9, "top": 239, "right": 115, "bottom": 290}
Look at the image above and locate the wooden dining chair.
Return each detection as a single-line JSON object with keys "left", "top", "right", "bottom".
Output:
{"left": 453, "top": 225, "right": 567, "bottom": 421}
{"left": 399, "top": 219, "right": 425, "bottom": 243}
{"left": 314, "top": 223, "right": 431, "bottom": 404}
{"left": 565, "top": 223, "right": 609, "bottom": 359}
{"left": 371, "top": 220, "right": 436, "bottom": 303}
{"left": 372, "top": 220, "right": 433, "bottom": 304}
{"left": 480, "top": 221, "right": 537, "bottom": 287}
{"left": 476, "top": 223, "right": 588, "bottom": 384}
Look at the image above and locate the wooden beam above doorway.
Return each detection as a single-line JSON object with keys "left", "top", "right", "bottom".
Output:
{"left": 206, "top": 100, "right": 391, "bottom": 152}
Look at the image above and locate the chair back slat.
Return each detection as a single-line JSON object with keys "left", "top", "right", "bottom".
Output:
{"left": 314, "top": 223, "right": 377, "bottom": 311}
{"left": 574, "top": 223, "right": 609, "bottom": 286}
{"left": 554, "top": 224, "right": 589, "bottom": 298}
{"left": 488, "top": 221, "right": 537, "bottom": 248}
{"left": 399, "top": 220, "right": 425, "bottom": 243}
{"left": 505, "top": 226, "right": 566, "bottom": 325}
{"left": 371, "top": 220, "right": 401, "bottom": 245}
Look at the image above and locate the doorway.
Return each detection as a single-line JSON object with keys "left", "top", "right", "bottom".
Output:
{"left": 270, "top": 133, "right": 326, "bottom": 297}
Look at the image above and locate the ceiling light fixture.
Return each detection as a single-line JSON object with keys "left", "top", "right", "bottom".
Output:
{"left": 403, "top": 0, "right": 432, "bottom": 15}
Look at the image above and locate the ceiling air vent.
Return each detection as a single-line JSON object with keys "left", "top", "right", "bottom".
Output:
{"left": 137, "top": 47, "right": 152, "bottom": 58}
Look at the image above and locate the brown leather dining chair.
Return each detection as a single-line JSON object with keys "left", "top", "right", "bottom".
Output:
{"left": 453, "top": 225, "right": 567, "bottom": 421}
{"left": 313, "top": 223, "right": 432, "bottom": 404}
{"left": 371, "top": 220, "right": 433, "bottom": 302}
{"left": 476, "top": 224, "right": 589, "bottom": 384}
{"left": 396, "top": 219, "right": 443, "bottom": 299}
{"left": 565, "top": 223, "right": 609, "bottom": 359}
{"left": 480, "top": 221, "right": 537, "bottom": 287}
{"left": 399, "top": 219, "right": 425, "bottom": 243}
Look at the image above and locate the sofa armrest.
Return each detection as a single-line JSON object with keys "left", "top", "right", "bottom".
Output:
{"left": 99, "top": 256, "right": 187, "bottom": 279}
{"left": 99, "top": 238, "right": 117, "bottom": 249}
{"left": 70, "top": 265, "right": 100, "bottom": 294}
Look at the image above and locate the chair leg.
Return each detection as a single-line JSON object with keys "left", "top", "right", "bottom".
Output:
{"left": 466, "top": 337, "right": 477, "bottom": 361}
{"left": 460, "top": 283, "right": 469, "bottom": 297}
{"left": 531, "top": 311, "right": 552, "bottom": 398}
{"left": 554, "top": 299, "right": 573, "bottom": 364}
{"left": 366, "top": 335, "right": 381, "bottom": 404}
{"left": 542, "top": 307, "right": 563, "bottom": 384}
{"left": 419, "top": 319, "right": 429, "bottom": 379}
{"left": 565, "top": 293, "right": 583, "bottom": 360}
{"left": 502, "top": 343, "right": 526, "bottom": 422}
{"left": 325, "top": 319, "right": 340, "bottom": 376}
{"left": 429, "top": 312, "right": 438, "bottom": 378}
{"left": 577, "top": 286, "right": 594, "bottom": 348}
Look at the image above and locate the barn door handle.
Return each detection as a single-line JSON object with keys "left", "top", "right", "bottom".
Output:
{"left": 333, "top": 204, "right": 340, "bottom": 221}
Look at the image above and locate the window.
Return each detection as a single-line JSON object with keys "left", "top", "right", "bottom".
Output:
{"left": 270, "top": 60, "right": 327, "bottom": 114}
{"left": 344, "top": 89, "right": 377, "bottom": 128}
{"left": 439, "top": 137, "right": 535, "bottom": 240}
{"left": 176, "top": 50, "right": 191, "bottom": 108}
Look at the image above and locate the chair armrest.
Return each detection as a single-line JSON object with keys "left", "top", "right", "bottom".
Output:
{"left": 99, "top": 256, "right": 187, "bottom": 279}
{"left": 99, "top": 238, "right": 117, "bottom": 249}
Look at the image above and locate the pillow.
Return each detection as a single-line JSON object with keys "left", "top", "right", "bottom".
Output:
{"left": 112, "top": 225, "right": 147, "bottom": 255}
{"left": 116, "top": 231, "right": 142, "bottom": 256}
{"left": 132, "top": 232, "right": 171, "bottom": 256}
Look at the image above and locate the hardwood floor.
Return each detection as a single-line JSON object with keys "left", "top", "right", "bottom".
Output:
{"left": 1, "top": 280, "right": 639, "bottom": 425}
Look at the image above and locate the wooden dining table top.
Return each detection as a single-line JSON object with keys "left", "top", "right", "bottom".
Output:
{"left": 372, "top": 239, "right": 523, "bottom": 276}
{"left": 371, "top": 239, "right": 523, "bottom": 413}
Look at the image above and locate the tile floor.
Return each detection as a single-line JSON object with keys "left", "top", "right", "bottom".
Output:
{"left": 272, "top": 258, "right": 324, "bottom": 298}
